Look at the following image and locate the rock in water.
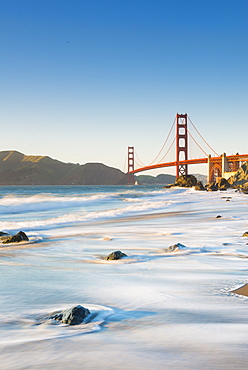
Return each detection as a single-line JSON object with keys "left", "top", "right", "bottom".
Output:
{"left": 61, "top": 305, "right": 90, "bottom": 325}
{"left": 242, "top": 231, "right": 248, "bottom": 237}
{"left": 0, "top": 231, "right": 11, "bottom": 240}
{"left": 164, "top": 243, "right": 187, "bottom": 252}
{"left": 104, "top": 250, "right": 127, "bottom": 260}
{"left": 2, "top": 231, "right": 29, "bottom": 244}
{"left": 0, "top": 232, "right": 9, "bottom": 236}
{"left": 49, "top": 305, "right": 90, "bottom": 325}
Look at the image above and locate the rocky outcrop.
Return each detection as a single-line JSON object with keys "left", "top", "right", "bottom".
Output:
{"left": 194, "top": 181, "right": 206, "bottom": 191}
{"left": 228, "top": 161, "right": 248, "bottom": 187}
{"left": 204, "top": 177, "right": 233, "bottom": 191}
{"left": 2, "top": 231, "right": 29, "bottom": 244}
{"left": 104, "top": 251, "right": 127, "bottom": 260}
{"left": 174, "top": 175, "right": 197, "bottom": 187}
{"left": 205, "top": 182, "right": 218, "bottom": 191}
{"left": 216, "top": 177, "right": 230, "bottom": 190}
{"left": 241, "top": 182, "right": 248, "bottom": 190}
{"left": 48, "top": 305, "right": 90, "bottom": 325}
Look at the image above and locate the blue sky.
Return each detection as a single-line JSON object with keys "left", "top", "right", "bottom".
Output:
{"left": 1, "top": 0, "right": 247, "bottom": 175}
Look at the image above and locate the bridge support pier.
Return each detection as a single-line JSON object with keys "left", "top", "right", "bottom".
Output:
{"left": 208, "top": 154, "right": 222, "bottom": 183}
{"left": 207, "top": 155, "right": 211, "bottom": 183}
{"left": 221, "top": 153, "right": 229, "bottom": 177}
{"left": 208, "top": 153, "right": 242, "bottom": 183}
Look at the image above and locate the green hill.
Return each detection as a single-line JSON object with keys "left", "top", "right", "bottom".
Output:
{"left": 0, "top": 151, "right": 127, "bottom": 185}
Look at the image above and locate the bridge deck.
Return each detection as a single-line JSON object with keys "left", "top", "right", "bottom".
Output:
{"left": 129, "top": 154, "right": 248, "bottom": 174}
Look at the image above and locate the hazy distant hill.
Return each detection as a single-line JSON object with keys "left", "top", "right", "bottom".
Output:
{"left": 135, "top": 174, "right": 176, "bottom": 184}
{"left": 135, "top": 173, "right": 207, "bottom": 185}
{"left": 0, "top": 151, "right": 127, "bottom": 185}
{"left": 192, "top": 173, "right": 207, "bottom": 184}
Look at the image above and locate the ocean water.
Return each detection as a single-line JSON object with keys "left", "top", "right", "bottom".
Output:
{"left": 0, "top": 185, "right": 248, "bottom": 369}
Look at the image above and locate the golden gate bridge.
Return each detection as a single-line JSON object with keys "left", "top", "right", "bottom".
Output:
{"left": 127, "top": 113, "right": 248, "bottom": 184}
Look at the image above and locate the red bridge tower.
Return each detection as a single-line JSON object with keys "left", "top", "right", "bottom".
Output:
{"left": 176, "top": 113, "right": 188, "bottom": 177}
{"left": 127, "top": 146, "right": 135, "bottom": 185}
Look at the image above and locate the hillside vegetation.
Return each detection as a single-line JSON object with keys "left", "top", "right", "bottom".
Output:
{"left": 0, "top": 151, "right": 127, "bottom": 185}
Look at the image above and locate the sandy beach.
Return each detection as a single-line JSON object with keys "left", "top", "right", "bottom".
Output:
{"left": 0, "top": 185, "right": 248, "bottom": 369}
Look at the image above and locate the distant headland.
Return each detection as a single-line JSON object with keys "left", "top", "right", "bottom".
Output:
{"left": 0, "top": 151, "right": 127, "bottom": 185}
{"left": 0, "top": 151, "right": 176, "bottom": 186}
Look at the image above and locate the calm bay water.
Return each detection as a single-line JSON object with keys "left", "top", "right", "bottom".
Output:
{"left": 0, "top": 185, "right": 248, "bottom": 369}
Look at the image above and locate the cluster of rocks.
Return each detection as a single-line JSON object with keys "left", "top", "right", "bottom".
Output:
{"left": 164, "top": 160, "right": 248, "bottom": 192}
{"left": 170, "top": 174, "right": 236, "bottom": 192}
{"left": 204, "top": 177, "right": 231, "bottom": 191}
{"left": 232, "top": 181, "right": 248, "bottom": 193}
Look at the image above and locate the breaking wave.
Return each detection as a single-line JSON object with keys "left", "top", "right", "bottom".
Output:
{"left": 0, "top": 193, "right": 113, "bottom": 214}
{"left": 0, "top": 199, "right": 172, "bottom": 233}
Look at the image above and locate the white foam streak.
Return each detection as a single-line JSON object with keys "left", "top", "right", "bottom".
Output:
{"left": 0, "top": 193, "right": 111, "bottom": 214}
{"left": 0, "top": 199, "right": 170, "bottom": 232}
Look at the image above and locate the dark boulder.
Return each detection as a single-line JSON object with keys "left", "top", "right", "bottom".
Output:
{"left": 0, "top": 231, "right": 11, "bottom": 240}
{"left": 104, "top": 250, "right": 127, "bottom": 260}
{"left": 194, "top": 181, "right": 206, "bottom": 191}
{"left": 2, "top": 231, "right": 29, "bottom": 244}
{"left": 242, "top": 231, "right": 248, "bottom": 237}
{"left": 49, "top": 305, "right": 90, "bottom": 325}
{"left": 205, "top": 182, "right": 218, "bottom": 191}
{"left": 238, "top": 182, "right": 248, "bottom": 193}
{"left": 175, "top": 175, "right": 197, "bottom": 187}
{"left": 242, "top": 182, "right": 248, "bottom": 190}
{"left": 216, "top": 177, "right": 230, "bottom": 190}
{"left": 0, "top": 231, "right": 9, "bottom": 236}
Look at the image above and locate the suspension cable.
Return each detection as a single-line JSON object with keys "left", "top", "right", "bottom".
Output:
{"left": 158, "top": 137, "right": 176, "bottom": 163}
{"left": 122, "top": 153, "right": 127, "bottom": 173}
{"left": 187, "top": 128, "right": 208, "bottom": 157}
{"left": 135, "top": 150, "right": 147, "bottom": 167}
{"left": 134, "top": 159, "right": 145, "bottom": 168}
{"left": 188, "top": 116, "right": 219, "bottom": 156}
{"left": 148, "top": 117, "right": 176, "bottom": 165}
